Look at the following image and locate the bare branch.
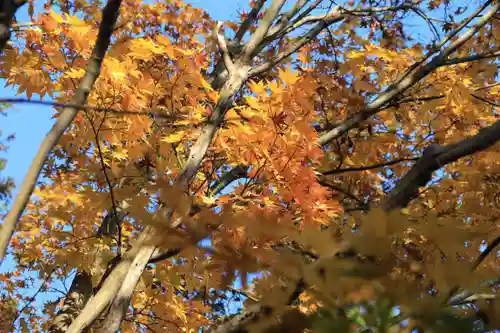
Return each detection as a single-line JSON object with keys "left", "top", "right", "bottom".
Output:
{"left": 446, "top": 277, "right": 500, "bottom": 306}
{"left": 443, "top": 47, "right": 500, "bottom": 65}
{"left": 318, "top": 180, "right": 366, "bottom": 206}
{"left": 321, "top": 156, "right": 419, "bottom": 176}
{"left": 265, "top": 0, "right": 310, "bottom": 38}
{"left": 0, "top": 0, "right": 123, "bottom": 263}
{"left": 209, "top": 164, "right": 249, "bottom": 195}
{"left": 472, "top": 235, "right": 500, "bottom": 270}
{"left": 249, "top": 7, "right": 343, "bottom": 76}
{"left": 215, "top": 22, "right": 235, "bottom": 74}
{"left": 395, "top": 0, "right": 495, "bottom": 86}
{"left": 471, "top": 93, "right": 500, "bottom": 108}
{"left": 261, "top": 1, "right": 336, "bottom": 45}
{"left": 96, "top": 247, "right": 154, "bottom": 333}
{"left": 261, "top": 0, "right": 323, "bottom": 45}
{"left": 342, "top": 3, "right": 416, "bottom": 15}
{"left": 0, "top": 97, "right": 182, "bottom": 120}
{"left": 234, "top": 0, "right": 267, "bottom": 43}
{"left": 384, "top": 120, "right": 500, "bottom": 211}
{"left": 240, "top": 0, "right": 287, "bottom": 62}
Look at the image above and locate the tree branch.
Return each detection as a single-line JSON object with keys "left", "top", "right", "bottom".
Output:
{"left": 215, "top": 21, "right": 235, "bottom": 74}
{"left": 0, "top": 97, "right": 182, "bottom": 120}
{"left": 240, "top": 0, "right": 287, "bottom": 62}
{"left": 249, "top": 6, "right": 344, "bottom": 76}
{"left": 96, "top": 246, "right": 154, "bottom": 332}
{"left": 317, "top": 1, "right": 500, "bottom": 146}
{"left": 321, "top": 156, "right": 419, "bottom": 176}
{"left": 0, "top": 0, "right": 27, "bottom": 53}
{"left": 234, "top": 0, "right": 267, "bottom": 43}
{"left": 0, "top": 0, "right": 123, "bottom": 263}
{"left": 211, "top": 115, "right": 500, "bottom": 333}
{"left": 443, "top": 47, "right": 500, "bottom": 66}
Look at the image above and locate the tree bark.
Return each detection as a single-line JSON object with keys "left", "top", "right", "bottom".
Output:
{"left": 0, "top": 0, "right": 26, "bottom": 54}
{"left": 0, "top": 0, "right": 122, "bottom": 263}
{"left": 49, "top": 272, "right": 93, "bottom": 333}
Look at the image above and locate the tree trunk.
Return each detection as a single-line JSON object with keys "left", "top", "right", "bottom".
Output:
{"left": 49, "top": 271, "right": 93, "bottom": 333}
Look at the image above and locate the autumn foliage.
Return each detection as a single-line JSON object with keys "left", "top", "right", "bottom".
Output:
{"left": 0, "top": 0, "right": 499, "bottom": 332}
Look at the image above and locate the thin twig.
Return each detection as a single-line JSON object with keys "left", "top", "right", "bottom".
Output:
{"left": 0, "top": 0, "right": 123, "bottom": 264}
{"left": 317, "top": 1, "right": 500, "bottom": 146}
{"left": 86, "top": 111, "right": 122, "bottom": 256}
{"left": 13, "top": 268, "right": 55, "bottom": 326}
{"left": 321, "top": 156, "right": 419, "bottom": 175}
{"left": 0, "top": 98, "right": 181, "bottom": 120}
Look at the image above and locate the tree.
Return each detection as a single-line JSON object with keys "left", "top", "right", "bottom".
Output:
{"left": 0, "top": 0, "right": 499, "bottom": 332}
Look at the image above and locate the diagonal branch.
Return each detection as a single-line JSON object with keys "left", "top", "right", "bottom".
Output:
{"left": 321, "top": 156, "right": 419, "bottom": 176}
{"left": 240, "top": 0, "right": 287, "bottom": 62}
{"left": 264, "top": 0, "right": 311, "bottom": 39}
{"left": 384, "top": 120, "right": 500, "bottom": 210}
{"left": 234, "top": 0, "right": 267, "bottom": 43}
{"left": 446, "top": 277, "right": 500, "bottom": 306}
{"left": 263, "top": 0, "right": 323, "bottom": 44}
{"left": 318, "top": 180, "right": 366, "bottom": 206}
{"left": 211, "top": 115, "right": 500, "bottom": 333}
{"left": 317, "top": 1, "right": 500, "bottom": 146}
{"left": 443, "top": 47, "right": 500, "bottom": 66}
{"left": 0, "top": 0, "right": 123, "bottom": 264}
{"left": 249, "top": 6, "right": 344, "bottom": 76}
{"left": 215, "top": 21, "right": 235, "bottom": 74}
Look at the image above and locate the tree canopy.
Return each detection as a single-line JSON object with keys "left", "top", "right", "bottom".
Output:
{"left": 0, "top": 0, "right": 499, "bottom": 332}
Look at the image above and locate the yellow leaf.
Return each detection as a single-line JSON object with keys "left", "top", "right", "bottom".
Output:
{"left": 49, "top": 10, "right": 65, "bottom": 23}
{"left": 162, "top": 131, "right": 185, "bottom": 143}
{"left": 156, "top": 35, "right": 176, "bottom": 58}
{"left": 65, "top": 68, "right": 85, "bottom": 79}
{"left": 344, "top": 156, "right": 355, "bottom": 166}
{"left": 278, "top": 67, "right": 300, "bottom": 85}
{"left": 248, "top": 80, "right": 266, "bottom": 95}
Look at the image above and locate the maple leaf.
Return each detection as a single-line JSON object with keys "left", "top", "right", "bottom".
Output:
{"left": 2, "top": 0, "right": 500, "bottom": 332}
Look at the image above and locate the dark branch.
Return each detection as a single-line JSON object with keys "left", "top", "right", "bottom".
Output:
{"left": 0, "top": 98, "right": 181, "bottom": 120}
{"left": 321, "top": 156, "right": 419, "bottom": 176}
{"left": 0, "top": 0, "right": 27, "bottom": 53}
{"left": 211, "top": 115, "right": 500, "bottom": 333}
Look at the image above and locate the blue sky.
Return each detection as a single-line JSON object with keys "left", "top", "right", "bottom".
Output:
{"left": 0, "top": 0, "right": 248, "bottom": 200}
{"left": 0, "top": 0, "right": 251, "bottom": 323}
{"left": 0, "top": 0, "right": 481, "bottom": 329}
{"left": 0, "top": 0, "right": 469, "bottom": 195}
